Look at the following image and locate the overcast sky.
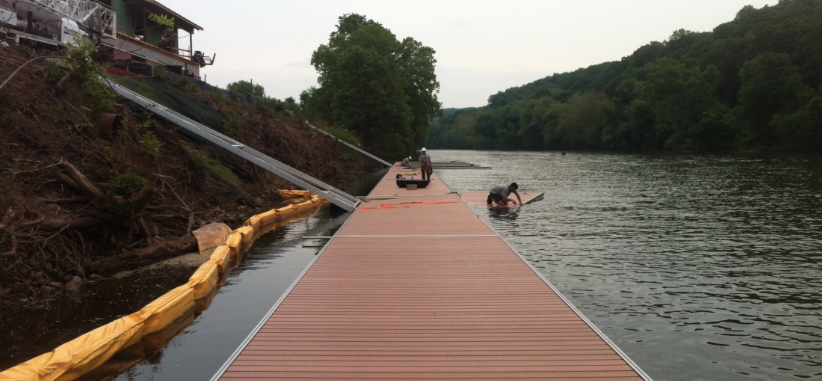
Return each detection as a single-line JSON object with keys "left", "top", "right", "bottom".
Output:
{"left": 163, "top": 0, "right": 778, "bottom": 109}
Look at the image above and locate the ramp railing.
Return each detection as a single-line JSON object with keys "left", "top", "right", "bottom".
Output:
{"left": 105, "top": 78, "right": 359, "bottom": 211}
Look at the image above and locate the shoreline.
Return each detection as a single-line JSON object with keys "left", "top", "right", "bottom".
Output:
{"left": 0, "top": 195, "right": 327, "bottom": 374}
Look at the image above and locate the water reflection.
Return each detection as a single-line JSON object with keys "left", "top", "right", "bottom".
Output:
{"left": 487, "top": 206, "right": 520, "bottom": 220}
{"left": 0, "top": 267, "right": 196, "bottom": 370}
{"left": 435, "top": 150, "right": 821, "bottom": 381}
{"left": 111, "top": 208, "right": 351, "bottom": 381}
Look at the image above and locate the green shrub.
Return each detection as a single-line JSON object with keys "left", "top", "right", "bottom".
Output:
{"left": 140, "top": 131, "right": 160, "bottom": 156}
{"left": 222, "top": 111, "right": 245, "bottom": 136}
{"left": 46, "top": 66, "right": 68, "bottom": 84}
{"left": 184, "top": 83, "right": 199, "bottom": 94}
{"left": 104, "top": 171, "right": 147, "bottom": 196}
{"left": 148, "top": 13, "right": 175, "bottom": 30}
{"left": 150, "top": 65, "right": 169, "bottom": 79}
{"left": 172, "top": 76, "right": 189, "bottom": 87}
{"left": 103, "top": 146, "right": 119, "bottom": 157}
{"left": 64, "top": 36, "right": 114, "bottom": 120}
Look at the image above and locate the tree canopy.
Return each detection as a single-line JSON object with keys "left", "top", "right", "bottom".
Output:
{"left": 227, "top": 80, "right": 265, "bottom": 98}
{"left": 302, "top": 14, "right": 441, "bottom": 159}
{"left": 427, "top": 0, "right": 821, "bottom": 152}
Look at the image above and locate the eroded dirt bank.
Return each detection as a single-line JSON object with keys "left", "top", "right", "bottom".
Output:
{"left": 0, "top": 44, "right": 351, "bottom": 326}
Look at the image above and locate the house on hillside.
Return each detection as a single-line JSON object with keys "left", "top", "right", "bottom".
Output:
{"left": 101, "top": 0, "right": 214, "bottom": 78}
{"left": 0, "top": 0, "right": 213, "bottom": 79}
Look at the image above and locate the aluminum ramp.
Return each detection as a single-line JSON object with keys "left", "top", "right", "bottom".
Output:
{"left": 105, "top": 78, "right": 359, "bottom": 212}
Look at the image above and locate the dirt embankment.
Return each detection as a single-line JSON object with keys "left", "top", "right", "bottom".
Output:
{"left": 0, "top": 44, "right": 350, "bottom": 316}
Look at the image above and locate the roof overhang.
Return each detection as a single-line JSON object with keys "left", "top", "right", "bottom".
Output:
{"left": 123, "top": 0, "right": 203, "bottom": 32}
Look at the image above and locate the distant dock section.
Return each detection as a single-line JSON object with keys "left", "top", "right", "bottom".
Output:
{"left": 408, "top": 160, "right": 490, "bottom": 169}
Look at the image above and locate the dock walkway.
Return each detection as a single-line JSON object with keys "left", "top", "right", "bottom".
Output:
{"left": 212, "top": 165, "right": 651, "bottom": 380}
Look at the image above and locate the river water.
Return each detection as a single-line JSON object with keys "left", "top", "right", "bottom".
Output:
{"left": 17, "top": 152, "right": 817, "bottom": 380}
{"left": 432, "top": 150, "right": 821, "bottom": 381}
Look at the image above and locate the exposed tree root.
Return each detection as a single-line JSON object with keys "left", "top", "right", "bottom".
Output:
{"left": 91, "top": 234, "right": 198, "bottom": 275}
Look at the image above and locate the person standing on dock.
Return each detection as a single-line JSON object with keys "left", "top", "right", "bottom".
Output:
{"left": 419, "top": 148, "right": 432, "bottom": 180}
{"left": 487, "top": 182, "right": 523, "bottom": 206}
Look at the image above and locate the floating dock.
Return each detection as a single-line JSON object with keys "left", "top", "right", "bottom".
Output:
{"left": 407, "top": 160, "right": 490, "bottom": 169}
{"left": 211, "top": 164, "right": 651, "bottom": 380}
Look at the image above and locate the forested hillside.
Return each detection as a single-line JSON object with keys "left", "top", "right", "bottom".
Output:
{"left": 427, "top": 0, "right": 821, "bottom": 152}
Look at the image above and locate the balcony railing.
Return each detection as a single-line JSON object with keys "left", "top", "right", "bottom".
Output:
{"left": 115, "top": 31, "right": 197, "bottom": 65}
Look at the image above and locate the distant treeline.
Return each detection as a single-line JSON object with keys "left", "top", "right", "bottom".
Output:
{"left": 427, "top": 0, "right": 821, "bottom": 152}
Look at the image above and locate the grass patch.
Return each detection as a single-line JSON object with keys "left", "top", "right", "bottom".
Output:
{"left": 124, "top": 80, "right": 160, "bottom": 102}
{"left": 183, "top": 143, "right": 241, "bottom": 186}
{"left": 316, "top": 124, "right": 362, "bottom": 163}
{"left": 222, "top": 110, "right": 245, "bottom": 136}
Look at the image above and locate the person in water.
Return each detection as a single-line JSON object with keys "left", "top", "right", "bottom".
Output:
{"left": 487, "top": 182, "right": 523, "bottom": 206}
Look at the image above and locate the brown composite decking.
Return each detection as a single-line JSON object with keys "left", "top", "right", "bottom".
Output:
{"left": 213, "top": 164, "right": 650, "bottom": 380}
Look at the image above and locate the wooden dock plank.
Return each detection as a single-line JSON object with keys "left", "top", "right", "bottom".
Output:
{"left": 366, "top": 165, "right": 455, "bottom": 197}
{"left": 214, "top": 165, "right": 648, "bottom": 380}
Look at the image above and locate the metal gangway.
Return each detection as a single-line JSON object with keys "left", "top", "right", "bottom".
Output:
{"left": 105, "top": 78, "right": 360, "bottom": 212}
{"left": 304, "top": 122, "right": 392, "bottom": 167}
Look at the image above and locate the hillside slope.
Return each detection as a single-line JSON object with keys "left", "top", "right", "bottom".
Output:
{"left": 0, "top": 44, "right": 349, "bottom": 312}
{"left": 428, "top": 0, "right": 821, "bottom": 152}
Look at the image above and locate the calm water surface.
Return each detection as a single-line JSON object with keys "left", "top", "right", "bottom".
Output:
{"left": 433, "top": 150, "right": 821, "bottom": 381}
{"left": 84, "top": 153, "right": 820, "bottom": 381}
{"left": 112, "top": 208, "right": 350, "bottom": 381}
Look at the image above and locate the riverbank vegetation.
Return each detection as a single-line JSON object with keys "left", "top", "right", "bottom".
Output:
{"left": 0, "top": 42, "right": 349, "bottom": 314}
{"left": 427, "top": 0, "right": 821, "bottom": 152}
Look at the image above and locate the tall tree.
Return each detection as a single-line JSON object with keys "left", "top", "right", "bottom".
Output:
{"left": 305, "top": 14, "right": 441, "bottom": 159}
{"left": 736, "top": 52, "right": 813, "bottom": 146}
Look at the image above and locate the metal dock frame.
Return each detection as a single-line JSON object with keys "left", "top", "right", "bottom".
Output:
{"left": 305, "top": 122, "right": 392, "bottom": 167}
{"left": 105, "top": 78, "right": 359, "bottom": 212}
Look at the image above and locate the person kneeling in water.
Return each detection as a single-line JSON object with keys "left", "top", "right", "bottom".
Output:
{"left": 487, "top": 182, "right": 522, "bottom": 206}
